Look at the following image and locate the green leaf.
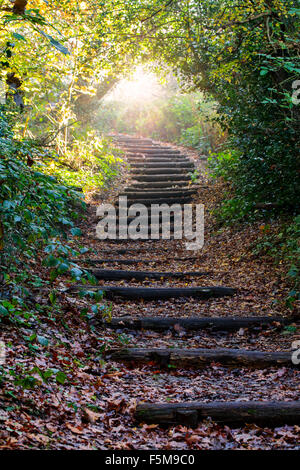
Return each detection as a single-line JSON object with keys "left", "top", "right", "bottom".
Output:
{"left": 70, "top": 227, "right": 81, "bottom": 236}
{"left": 0, "top": 305, "right": 9, "bottom": 316}
{"left": 12, "top": 32, "right": 27, "bottom": 41}
{"left": 91, "top": 304, "right": 98, "bottom": 314}
{"left": 37, "top": 335, "right": 49, "bottom": 347}
{"left": 56, "top": 371, "right": 67, "bottom": 384}
{"left": 44, "top": 254, "right": 59, "bottom": 267}
{"left": 43, "top": 369, "right": 54, "bottom": 380}
{"left": 49, "top": 291, "right": 57, "bottom": 304}
{"left": 50, "top": 269, "right": 58, "bottom": 282}
{"left": 57, "top": 262, "right": 70, "bottom": 274}
{"left": 37, "top": 29, "right": 69, "bottom": 54}
{"left": 70, "top": 267, "right": 83, "bottom": 279}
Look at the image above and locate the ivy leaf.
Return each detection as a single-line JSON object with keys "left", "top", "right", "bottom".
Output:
{"left": 70, "top": 227, "right": 81, "bottom": 236}
{"left": 70, "top": 267, "right": 83, "bottom": 279}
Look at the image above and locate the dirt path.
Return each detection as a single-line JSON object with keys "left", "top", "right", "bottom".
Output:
{"left": 70, "top": 136, "right": 299, "bottom": 448}
{"left": 1, "top": 136, "right": 299, "bottom": 450}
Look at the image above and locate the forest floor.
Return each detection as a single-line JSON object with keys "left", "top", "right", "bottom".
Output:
{"left": 0, "top": 144, "right": 299, "bottom": 450}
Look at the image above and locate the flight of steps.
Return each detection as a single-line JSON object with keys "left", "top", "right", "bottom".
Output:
{"left": 107, "top": 135, "right": 199, "bottom": 240}
{"left": 71, "top": 135, "right": 299, "bottom": 430}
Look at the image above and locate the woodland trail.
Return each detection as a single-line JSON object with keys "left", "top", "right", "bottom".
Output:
{"left": 2, "top": 136, "right": 298, "bottom": 450}
{"left": 71, "top": 136, "right": 300, "bottom": 438}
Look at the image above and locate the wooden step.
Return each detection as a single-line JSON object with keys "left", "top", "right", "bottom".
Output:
{"left": 130, "top": 181, "right": 198, "bottom": 189}
{"left": 106, "top": 237, "right": 179, "bottom": 242}
{"left": 89, "top": 268, "right": 210, "bottom": 281}
{"left": 97, "top": 247, "right": 172, "bottom": 254}
{"left": 108, "top": 347, "right": 295, "bottom": 368}
{"left": 121, "top": 190, "right": 197, "bottom": 198}
{"left": 97, "top": 211, "right": 181, "bottom": 221}
{"left": 133, "top": 175, "right": 191, "bottom": 182}
{"left": 115, "top": 198, "right": 193, "bottom": 207}
{"left": 73, "top": 257, "right": 197, "bottom": 265}
{"left": 114, "top": 138, "right": 153, "bottom": 145}
{"left": 127, "top": 154, "right": 189, "bottom": 160}
{"left": 123, "top": 145, "right": 165, "bottom": 149}
{"left": 100, "top": 316, "right": 289, "bottom": 331}
{"left": 126, "top": 149, "right": 181, "bottom": 155}
{"left": 127, "top": 157, "right": 190, "bottom": 163}
{"left": 135, "top": 401, "right": 300, "bottom": 427}
{"left": 70, "top": 285, "right": 236, "bottom": 300}
{"left": 132, "top": 168, "right": 192, "bottom": 175}
{"left": 130, "top": 162, "right": 194, "bottom": 169}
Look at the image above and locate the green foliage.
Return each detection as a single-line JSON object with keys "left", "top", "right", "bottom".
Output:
{"left": 252, "top": 215, "right": 300, "bottom": 309}
{"left": 0, "top": 110, "right": 107, "bottom": 325}
{"left": 107, "top": 0, "right": 300, "bottom": 215}
{"left": 42, "top": 131, "right": 124, "bottom": 191}
{"left": 0, "top": 112, "right": 85, "bottom": 258}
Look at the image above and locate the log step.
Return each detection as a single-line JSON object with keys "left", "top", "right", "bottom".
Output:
{"left": 124, "top": 146, "right": 168, "bottom": 151}
{"left": 133, "top": 175, "right": 191, "bottom": 182}
{"left": 132, "top": 168, "right": 191, "bottom": 175}
{"left": 101, "top": 316, "right": 289, "bottom": 331}
{"left": 115, "top": 137, "right": 155, "bottom": 141}
{"left": 135, "top": 401, "right": 300, "bottom": 427}
{"left": 96, "top": 220, "right": 178, "bottom": 232}
{"left": 97, "top": 213, "right": 178, "bottom": 222}
{"left": 114, "top": 138, "right": 153, "bottom": 144}
{"left": 124, "top": 149, "right": 181, "bottom": 154}
{"left": 130, "top": 162, "right": 194, "bottom": 168}
{"left": 106, "top": 237, "right": 179, "bottom": 242}
{"left": 121, "top": 190, "right": 197, "bottom": 198}
{"left": 115, "top": 198, "right": 193, "bottom": 206}
{"left": 127, "top": 157, "right": 190, "bottom": 163}
{"left": 122, "top": 144, "right": 162, "bottom": 148}
{"left": 89, "top": 269, "right": 210, "bottom": 281}
{"left": 70, "top": 286, "right": 236, "bottom": 300}
{"left": 108, "top": 347, "right": 295, "bottom": 368}
{"left": 73, "top": 257, "right": 196, "bottom": 265}
{"left": 130, "top": 182, "right": 199, "bottom": 188}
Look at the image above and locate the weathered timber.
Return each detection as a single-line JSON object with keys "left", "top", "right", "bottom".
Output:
{"left": 135, "top": 401, "right": 300, "bottom": 427}
{"left": 130, "top": 162, "right": 194, "bottom": 168}
{"left": 133, "top": 175, "right": 191, "bottom": 182}
{"left": 114, "top": 138, "right": 153, "bottom": 145}
{"left": 69, "top": 286, "right": 236, "bottom": 300}
{"left": 72, "top": 257, "right": 196, "bottom": 265}
{"left": 96, "top": 213, "right": 177, "bottom": 223}
{"left": 131, "top": 168, "right": 190, "bottom": 175}
{"left": 124, "top": 148, "right": 181, "bottom": 154}
{"left": 115, "top": 197, "right": 193, "bottom": 206}
{"left": 127, "top": 157, "right": 190, "bottom": 163}
{"left": 121, "top": 190, "right": 197, "bottom": 198}
{"left": 100, "top": 316, "right": 289, "bottom": 331}
{"left": 108, "top": 347, "right": 295, "bottom": 368}
{"left": 130, "top": 181, "right": 199, "bottom": 188}
{"left": 89, "top": 268, "right": 210, "bottom": 281}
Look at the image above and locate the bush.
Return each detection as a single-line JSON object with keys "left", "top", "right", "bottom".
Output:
{"left": 42, "top": 131, "right": 124, "bottom": 191}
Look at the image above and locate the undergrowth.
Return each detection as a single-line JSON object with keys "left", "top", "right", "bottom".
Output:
{"left": 0, "top": 110, "right": 117, "bottom": 327}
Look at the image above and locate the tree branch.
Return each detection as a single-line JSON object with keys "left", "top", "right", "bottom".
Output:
{"left": 141, "top": 0, "right": 174, "bottom": 23}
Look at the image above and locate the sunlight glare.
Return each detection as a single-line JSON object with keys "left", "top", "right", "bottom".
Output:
{"left": 107, "top": 67, "right": 159, "bottom": 103}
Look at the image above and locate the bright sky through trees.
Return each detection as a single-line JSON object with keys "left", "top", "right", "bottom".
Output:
{"left": 106, "top": 66, "right": 161, "bottom": 103}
